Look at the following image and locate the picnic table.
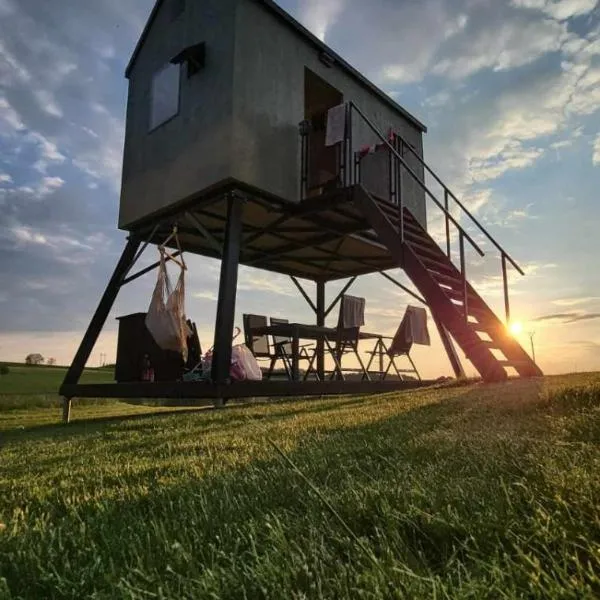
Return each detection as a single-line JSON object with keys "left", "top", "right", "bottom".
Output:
{"left": 252, "top": 322, "right": 391, "bottom": 382}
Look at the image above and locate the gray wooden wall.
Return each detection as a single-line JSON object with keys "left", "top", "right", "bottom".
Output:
{"left": 120, "top": 0, "right": 427, "bottom": 230}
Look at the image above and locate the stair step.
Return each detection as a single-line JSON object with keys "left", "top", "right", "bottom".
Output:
{"left": 408, "top": 241, "right": 448, "bottom": 262}
{"left": 430, "top": 271, "right": 463, "bottom": 288}
{"left": 470, "top": 323, "right": 507, "bottom": 337}
{"left": 419, "top": 255, "right": 459, "bottom": 277}
{"left": 468, "top": 305, "right": 495, "bottom": 321}
{"left": 403, "top": 230, "right": 439, "bottom": 250}
{"left": 497, "top": 360, "right": 533, "bottom": 368}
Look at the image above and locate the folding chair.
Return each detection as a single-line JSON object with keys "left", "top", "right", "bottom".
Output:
{"left": 380, "top": 305, "right": 430, "bottom": 381}
{"left": 243, "top": 314, "right": 296, "bottom": 380}
{"left": 270, "top": 317, "right": 320, "bottom": 381}
{"left": 330, "top": 295, "right": 371, "bottom": 381}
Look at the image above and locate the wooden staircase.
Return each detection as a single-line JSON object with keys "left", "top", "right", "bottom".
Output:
{"left": 353, "top": 185, "right": 543, "bottom": 382}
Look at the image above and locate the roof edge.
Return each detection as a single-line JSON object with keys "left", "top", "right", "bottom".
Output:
{"left": 124, "top": 0, "right": 427, "bottom": 133}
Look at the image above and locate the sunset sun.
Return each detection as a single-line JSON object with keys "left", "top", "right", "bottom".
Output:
{"left": 509, "top": 321, "right": 523, "bottom": 336}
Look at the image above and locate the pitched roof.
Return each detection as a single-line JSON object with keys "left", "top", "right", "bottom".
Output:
{"left": 125, "top": 0, "right": 427, "bottom": 133}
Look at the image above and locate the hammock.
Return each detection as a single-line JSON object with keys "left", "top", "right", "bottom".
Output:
{"left": 145, "top": 227, "right": 190, "bottom": 362}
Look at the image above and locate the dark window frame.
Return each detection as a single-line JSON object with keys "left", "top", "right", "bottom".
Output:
{"left": 148, "top": 62, "right": 182, "bottom": 133}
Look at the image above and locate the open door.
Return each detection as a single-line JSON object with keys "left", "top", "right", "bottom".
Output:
{"left": 304, "top": 68, "right": 343, "bottom": 196}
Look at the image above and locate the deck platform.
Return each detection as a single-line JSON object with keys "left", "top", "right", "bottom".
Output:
{"left": 61, "top": 379, "right": 432, "bottom": 403}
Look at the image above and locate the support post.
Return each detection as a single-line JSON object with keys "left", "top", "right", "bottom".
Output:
{"left": 502, "top": 253, "right": 510, "bottom": 324}
{"left": 60, "top": 237, "right": 141, "bottom": 392}
{"left": 316, "top": 280, "right": 326, "bottom": 380}
{"left": 62, "top": 397, "right": 72, "bottom": 424}
{"left": 431, "top": 312, "right": 466, "bottom": 380}
{"left": 459, "top": 233, "right": 468, "bottom": 323}
{"left": 211, "top": 193, "right": 244, "bottom": 385}
{"left": 444, "top": 188, "right": 451, "bottom": 259}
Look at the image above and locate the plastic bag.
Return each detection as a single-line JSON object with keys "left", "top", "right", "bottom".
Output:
{"left": 201, "top": 328, "right": 263, "bottom": 382}
{"left": 231, "top": 344, "right": 263, "bottom": 381}
{"left": 145, "top": 250, "right": 190, "bottom": 363}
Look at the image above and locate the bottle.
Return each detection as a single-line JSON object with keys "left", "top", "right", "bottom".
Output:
{"left": 142, "top": 354, "right": 154, "bottom": 382}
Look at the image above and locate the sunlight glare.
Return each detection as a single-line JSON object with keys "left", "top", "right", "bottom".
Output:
{"left": 509, "top": 321, "right": 523, "bottom": 336}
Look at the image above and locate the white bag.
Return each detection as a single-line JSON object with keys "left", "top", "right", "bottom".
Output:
{"left": 145, "top": 250, "right": 190, "bottom": 363}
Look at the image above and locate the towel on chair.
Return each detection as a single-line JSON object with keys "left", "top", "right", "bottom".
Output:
{"left": 341, "top": 295, "right": 365, "bottom": 328}
{"left": 326, "top": 104, "right": 347, "bottom": 147}
{"left": 389, "top": 305, "right": 430, "bottom": 356}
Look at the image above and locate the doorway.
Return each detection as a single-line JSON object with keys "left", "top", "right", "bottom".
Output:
{"left": 304, "top": 68, "right": 343, "bottom": 195}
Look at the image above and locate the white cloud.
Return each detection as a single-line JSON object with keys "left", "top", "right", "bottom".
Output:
{"left": 0, "top": 96, "right": 25, "bottom": 131}
{"left": 298, "top": 0, "right": 347, "bottom": 41}
{"left": 469, "top": 143, "right": 545, "bottom": 183}
{"left": 553, "top": 296, "right": 600, "bottom": 306}
{"left": 462, "top": 188, "right": 494, "bottom": 214}
{"left": 0, "top": 174, "right": 13, "bottom": 184}
{"left": 193, "top": 291, "right": 217, "bottom": 302}
{"left": 594, "top": 134, "right": 600, "bottom": 165}
{"left": 433, "top": 17, "right": 568, "bottom": 80}
{"left": 550, "top": 139, "right": 573, "bottom": 150}
{"left": 32, "top": 89, "right": 63, "bottom": 119}
{"left": 0, "top": 39, "right": 31, "bottom": 85}
{"left": 511, "top": 0, "right": 598, "bottom": 21}
{"left": 11, "top": 226, "right": 48, "bottom": 246}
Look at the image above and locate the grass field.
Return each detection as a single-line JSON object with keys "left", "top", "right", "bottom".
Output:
{"left": 0, "top": 364, "right": 114, "bottom": 410}
{"left": 1, "top": 373, "right": 599, "bottom": 598}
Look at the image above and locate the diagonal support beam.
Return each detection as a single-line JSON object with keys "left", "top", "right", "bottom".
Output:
{"left": 122, "top": 251, "right": 183, "bottom": 286}
{"left": 291, "top": 276, "right": 317, "bottom": 313}
{"left": 186, "top": 211, "right": 223, "bottom": 256}
{"left": 380, "top": 271, "right": 426, "bottom": 304}
{"left": 431, "top": 311, "right": 466, "bottom": 379}
{"left": 60, "top": 236, "right": 142, "bottom": 422}
{"left": 325, "top": 276, "right": 357, "bottom": 318}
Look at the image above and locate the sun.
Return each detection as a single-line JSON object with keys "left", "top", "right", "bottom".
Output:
{"left": 509, "top": 321, "right": 523, "bottom": 336}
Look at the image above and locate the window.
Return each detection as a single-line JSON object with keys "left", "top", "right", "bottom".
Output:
{"left": 150, "top": 63, "right": 180, "bottom": 131}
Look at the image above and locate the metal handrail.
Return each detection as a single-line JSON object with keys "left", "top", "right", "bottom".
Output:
{"left": 393, "top": 131, "right": 524, "bottom": 276}
{"left": 348, "top": 102, "right": 484, "bottom": 258}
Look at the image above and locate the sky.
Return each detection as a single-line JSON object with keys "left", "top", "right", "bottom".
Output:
{"left": 0, "top": 0, "right": 599, "bottom": 378}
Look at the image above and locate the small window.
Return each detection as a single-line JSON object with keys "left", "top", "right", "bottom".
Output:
{"left": 150, "top": 63, "right": 180, "bottom": 131}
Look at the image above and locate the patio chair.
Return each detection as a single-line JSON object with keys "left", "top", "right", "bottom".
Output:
{"left": 243, "top": 314, "right": 292, "bottom": 380}
{"left": 331, "top": 294, "right": 371, "bottom": 381}
{"left": 379, "top": 305, "right": 430, "bottom": 381}
{"left": 270, "top": 317, "right": 320, "bottom": 381}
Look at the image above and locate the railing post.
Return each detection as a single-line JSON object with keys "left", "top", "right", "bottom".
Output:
{"left": 502, "top": 253, "right": 510, "bottom": 323}
{"left": 398, "top": 138, "right": 405, "bottom": 244}
{"left": 460, "top": 233, "right": 468, "bottom": 323}
{"left": 444, "top": 188, "right": 451, "bottom": 259}
{"left": 299, "top": 120, "right": 309, "bottom": 201}
{"left": 346, "top": 103, "right": 353, "bottom": 187}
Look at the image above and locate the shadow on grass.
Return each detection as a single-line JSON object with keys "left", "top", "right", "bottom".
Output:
{"left": 0, "top": 389, "right": 435, "bottom": 444}
{"left": 2, "top": 377, "right": 596, "bottom": 599}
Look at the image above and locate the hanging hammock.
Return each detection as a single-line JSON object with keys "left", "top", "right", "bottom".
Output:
{"left": 145, "top": 227, "right": 191, "bottom": 363}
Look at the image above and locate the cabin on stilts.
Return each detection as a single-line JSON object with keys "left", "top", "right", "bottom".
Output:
{"left": 60, "top": 0, "right": 542, "bottom": 422}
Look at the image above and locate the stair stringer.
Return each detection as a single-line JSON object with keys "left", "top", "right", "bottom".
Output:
{"left": 399, "top": 209, "right": 543, "bottom": 378}
{"left": 401, "top": 246, "right": 508, "bottom": 382}
{"left": 353, "top": 184, "right": 530, "bottom": 382}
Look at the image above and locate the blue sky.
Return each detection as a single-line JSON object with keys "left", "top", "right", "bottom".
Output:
{"left": 0, "top": 0, "right": 599, "bottom": 377}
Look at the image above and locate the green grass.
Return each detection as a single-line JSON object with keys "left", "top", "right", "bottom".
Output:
{"left": 1, "top": 374, "right": 600, "bottom": 598}
{"left": 0, "top": 365, "right": 113, "bottom": 409}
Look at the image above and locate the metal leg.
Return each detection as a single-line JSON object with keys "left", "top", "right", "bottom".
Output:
{"left": 62, "top": 397, "right": 72, "bottom": 424}
{"left": 407, "top": 353, "right": 421, "bottom": 381}
{"left": 60, "top": 237, "right": 141, "bottom": 397}
{"left": 212, "top": 193, "right": 244, "bottom": 385}
{"left": 291, "top": 329, "right": 300, "bottom": 382}
{"left": 316, "top": 281, "right": 326, "bottom": 380}
{"left": 432, "top": 311, "right": 466, "bottom": 379}
{"left": 351, "top": 344, "right": 371, "bottom": 382}
{"left": 325, "top": 338, "right": 345, "bottom": 381}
